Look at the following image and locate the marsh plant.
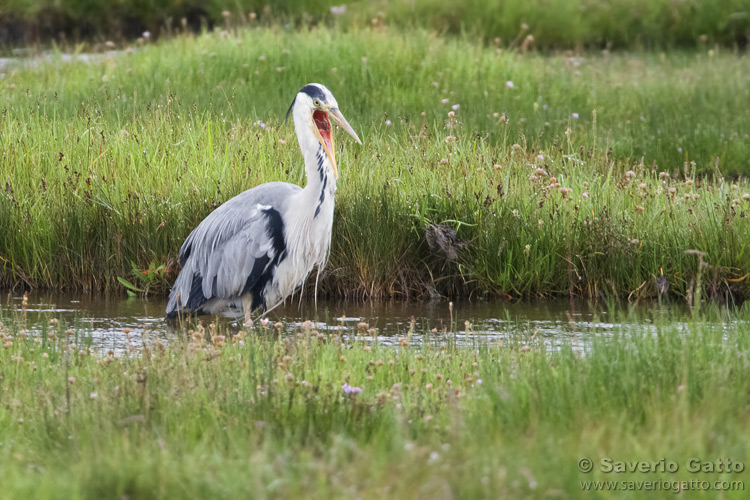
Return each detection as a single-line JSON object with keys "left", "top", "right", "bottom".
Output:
{"left": 1, "top": 28, "right": 749, "bottom": 303}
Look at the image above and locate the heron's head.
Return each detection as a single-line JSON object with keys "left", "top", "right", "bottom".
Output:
{"left": 287, "top": 83, "right": 361, "bottom": 178}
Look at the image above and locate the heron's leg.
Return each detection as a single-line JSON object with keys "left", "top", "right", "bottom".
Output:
{"left": 242, "top": 293, "right": 254, "bottom": 327}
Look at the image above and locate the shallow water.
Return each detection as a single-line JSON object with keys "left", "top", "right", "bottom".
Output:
{"left": 0, "top": 292, "right": 733, "bottom": 355}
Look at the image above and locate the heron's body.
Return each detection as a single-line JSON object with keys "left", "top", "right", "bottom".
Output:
{"left": 166, "top": 83, "right": 360, "bottom": 322}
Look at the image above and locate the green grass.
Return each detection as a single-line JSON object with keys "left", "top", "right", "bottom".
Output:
{"left": 1, "top": 306, "right": 749, "bottom": 498}
{"left": 4, "top": 0, "right": 749, "bottom": 50}
{"left": 1, "top": 27, "right": 750, "bottom": 301}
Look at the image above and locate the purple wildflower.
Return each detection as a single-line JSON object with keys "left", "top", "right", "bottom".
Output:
{"left": 342, "top": 383, "right": 362, "bottom": 395}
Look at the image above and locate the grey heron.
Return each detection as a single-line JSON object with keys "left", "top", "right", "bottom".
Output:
{"left": 166, "top": 83, "right": 361, "bottom": 325}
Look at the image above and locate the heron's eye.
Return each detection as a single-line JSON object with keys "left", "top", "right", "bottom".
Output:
{"left": 313, "top": 99, "right": 322, "bottom": 107}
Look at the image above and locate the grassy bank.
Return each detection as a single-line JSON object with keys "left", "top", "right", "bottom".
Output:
{"left": 3, "top": 0, "right": 749, "bottom": 50}
{"left": 1, "top": 309, "right": 749, "bottom": 498}
{"left": 1, "top": 28, "right": 750, "bottom": 300}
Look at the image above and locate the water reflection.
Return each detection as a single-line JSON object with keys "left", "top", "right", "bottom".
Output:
{"left": 0, "top": 292, "right": 732, "bottom": 354}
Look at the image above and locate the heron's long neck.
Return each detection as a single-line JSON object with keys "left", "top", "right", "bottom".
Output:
{"left": 293, "top": 110, "right": 337, "bottom": 216}
{"left": 286, "top": 107, "right": 337, "bottom": 271}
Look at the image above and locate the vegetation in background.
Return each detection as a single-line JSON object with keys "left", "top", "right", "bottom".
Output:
{"left": 1, "top": 0, "right": 749, "bottom": 50}
{"left": 0, "top": 305, "right": 748, "bottom": 498}
{"left": 1, "top": 28, "right": 749, "bottom": 301}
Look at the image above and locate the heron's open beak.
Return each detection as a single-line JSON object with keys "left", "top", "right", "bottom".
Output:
{"left": 329, "top": 108, "right": 361, "bottom": 146}
{"left": 313, "top": 107, "right": 361, "bottom": 179}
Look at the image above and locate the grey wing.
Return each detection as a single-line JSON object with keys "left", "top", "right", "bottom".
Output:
{"left": 166, "top": 183, "right": 298, "bottom": 317}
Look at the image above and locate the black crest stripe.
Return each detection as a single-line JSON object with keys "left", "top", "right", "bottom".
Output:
{"left": 285, "top": 96, "right": 296, "bottom": 123}
{"left": 300, "top": 84, "right": 327, "bottom": 102}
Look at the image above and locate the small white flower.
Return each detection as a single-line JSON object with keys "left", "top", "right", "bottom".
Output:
{"left": 330, "top": 5, "right": 347, "bottom": 15}
{"left": 506, "top": 81, "right": 514, "bottom": 89}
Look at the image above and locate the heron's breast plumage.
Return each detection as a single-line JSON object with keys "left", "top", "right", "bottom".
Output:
{"left": 263, "top": 178, "right": 336, "bottom": 309}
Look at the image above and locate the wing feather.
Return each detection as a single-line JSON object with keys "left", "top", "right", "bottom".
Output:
{"left": 166, "top": 182, "right": 299, "bottom": 317}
